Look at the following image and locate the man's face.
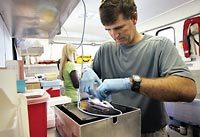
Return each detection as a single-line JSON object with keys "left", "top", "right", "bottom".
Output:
{"left": 104, "top": 14, "right": 136, "bottom": 45}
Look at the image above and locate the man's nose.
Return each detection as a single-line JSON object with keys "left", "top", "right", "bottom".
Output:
{"left": 110, "top": 30, "right": 120, "bottom": 38}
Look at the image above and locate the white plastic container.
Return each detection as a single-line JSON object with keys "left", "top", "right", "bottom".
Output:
{"left": 0, "top": 69, "right": 30, "bottom": 137}
{"left": 0, "top": 109, "right": 19, "bottom": 137}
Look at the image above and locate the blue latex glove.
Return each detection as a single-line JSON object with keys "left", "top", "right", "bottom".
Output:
{"left": 96, "top": 78, "right": 132, "bottom": 101}
{"left": 79, "top": 67, "right": 102, "bottom": 96}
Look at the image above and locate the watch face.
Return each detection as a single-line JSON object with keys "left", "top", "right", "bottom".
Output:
{"left": 132, "top": 75, "right": 141, "bottom": 92}
{"left": 133, "top": 75, "right": 141, "bottom": 82}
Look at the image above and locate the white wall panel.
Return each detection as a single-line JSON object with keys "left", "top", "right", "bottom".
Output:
{"left": 0, "top": 15, "right": 12, "bottom": 68}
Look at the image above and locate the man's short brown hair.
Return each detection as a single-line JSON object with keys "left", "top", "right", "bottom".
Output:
{"left": 99, "top": 0, "right": 137, "bottom": 25}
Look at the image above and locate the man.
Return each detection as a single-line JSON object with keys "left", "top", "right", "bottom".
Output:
{"left": 80, "top": 0, "right": 197, "bottom": 136}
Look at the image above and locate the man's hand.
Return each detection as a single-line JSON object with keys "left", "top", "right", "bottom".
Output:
{"left": 79, "top": 68, "right": 102, "bottom": 96}
{"left": 96, "top": 78, "right": 132, "bottom": 100}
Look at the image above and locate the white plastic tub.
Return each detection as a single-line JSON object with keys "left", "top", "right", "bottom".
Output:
{"left": 0, "top": 69, "right": 30, "bottom": 137}
{"left": 0, "top": 110, "right": 19, "bottom": 137}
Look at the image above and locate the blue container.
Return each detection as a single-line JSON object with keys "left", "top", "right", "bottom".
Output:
{"left": 16, "top": 80, "right": 26, "bottom": 93}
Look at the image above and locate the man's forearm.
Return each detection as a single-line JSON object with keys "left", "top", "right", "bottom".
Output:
{"left": 140, "top": 76, "right": 197, "bottom": 102}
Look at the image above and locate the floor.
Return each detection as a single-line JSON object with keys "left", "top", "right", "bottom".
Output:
{"left": 47, "top": 127, "right": 61, "bottom": 137}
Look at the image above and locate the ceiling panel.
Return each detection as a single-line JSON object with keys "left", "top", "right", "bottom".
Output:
{"left": 136, "top": 0, "right": 191, "bottom": 23}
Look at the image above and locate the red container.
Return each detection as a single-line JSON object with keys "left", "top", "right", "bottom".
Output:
{"left": 46, "top": 88, "right": 60, "bottom": 97}
{"left": 27, "top": 92, "right": 50, "bottom": 137}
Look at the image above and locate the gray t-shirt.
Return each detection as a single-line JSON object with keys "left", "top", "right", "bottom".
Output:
{"left": 92, "top": 35, "right": 193, "bottom": 133}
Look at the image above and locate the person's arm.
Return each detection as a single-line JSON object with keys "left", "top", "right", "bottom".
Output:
{"left": 95, "top": 75, "right": 196, "bottom": 102}
{"left": 70, "top": 70, "right": 79, "bottom": 88}
{"left": 139, "top": 75, "right": 196, "bottom": 102}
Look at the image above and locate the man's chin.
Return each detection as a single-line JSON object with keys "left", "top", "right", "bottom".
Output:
{"left": 116, "top": 39, "right": 124, "bottom": 44}
{"left": 116, "top": 41, "right": 127, "bottom": 45}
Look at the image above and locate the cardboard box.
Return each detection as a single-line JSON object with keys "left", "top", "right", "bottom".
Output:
{"left": 26, "top": 82, "right": 41, "bottom": 89}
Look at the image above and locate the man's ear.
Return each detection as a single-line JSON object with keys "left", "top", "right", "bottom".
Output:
{"left": 132, "top": 12, "right": 137, "bottom": 25}
{"left": 133, "top": 19, "right": 137, "bottom": 25}
{"left": 132, "top": 18, "right": 137, "bottom": 25}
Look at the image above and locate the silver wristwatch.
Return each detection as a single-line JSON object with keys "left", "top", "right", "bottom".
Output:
{"left": 131, "top": 75, "right": 142, "bottom": 93}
